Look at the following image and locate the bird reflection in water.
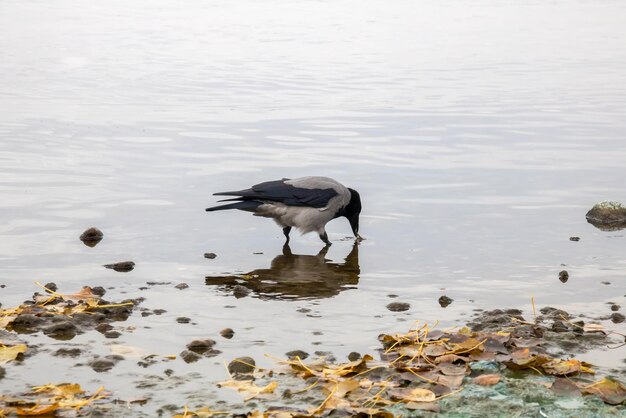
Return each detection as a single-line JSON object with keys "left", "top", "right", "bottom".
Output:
{"left": 205, "top": 243, "right": 360, "bottom": 300}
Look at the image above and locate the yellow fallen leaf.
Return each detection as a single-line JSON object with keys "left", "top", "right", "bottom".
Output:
{"left": 15, "top": 403, "right": 59, "bottom": 416}
{"left": 584, "top": 377, "right": 626, "bottom": 405}
{"left": 218, "top": 380, "right": 278, "bottom": 400}
{"left": 0, "top": 343, "right": 27, "bottom": 364}
{"left": 389, "top": 387, "right": 436, "bottom": 403}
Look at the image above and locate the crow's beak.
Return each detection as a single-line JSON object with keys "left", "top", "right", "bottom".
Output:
{"left": 349, "top": 214, "right": 360, "bottom": 239}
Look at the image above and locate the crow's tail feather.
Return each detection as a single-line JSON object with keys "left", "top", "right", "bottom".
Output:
{"left": 205, "top": 200, "right": 262, "bottom": 212}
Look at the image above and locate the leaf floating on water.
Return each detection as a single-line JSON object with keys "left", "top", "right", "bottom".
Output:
{"left": 218, "top": 380, "right": 278, "bottom": 400}
{"left": 542, "top": 359, "right": 594, "bottom": 376}
{"left": 583, "top": 377, "right": 626, "bottom": 405}
{"left": 0, "top": 383, "right": 106, "bottom": 416}
{"left": 172, "top": 406, "right": 229, "bottom": 417}
{"left": 389, "top": 387, "right": 436, "bottom": 403}
{"left": 472, "top": 374, "right": 501, "bottom": 386}
{"left": 0, "top": 343, "right": 27, "bottom": 364}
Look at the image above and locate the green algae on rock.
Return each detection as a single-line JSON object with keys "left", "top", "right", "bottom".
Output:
{"left": 586, "top": 201, "right": 626, "bottom": 230}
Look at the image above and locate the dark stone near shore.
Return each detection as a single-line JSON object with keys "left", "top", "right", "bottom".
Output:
{"left": 44, "top": 282, "right": 58, "bottom": 293}
{"left": 610, "top": 313, "right": 625, "bottom": 323}
{"left": 204, "top": 253, "right": 217, "bottom": 259}
{"left": 104, "top": 261, "right": 135, "bottom": 272}
{"left": 92, "top": 286, "right": 106, "bottom": 296}
{"left": 558, "top": 270, "right": 569, "bottom": 283}
{"left": 348, "top": 352, "right": 361, "bottom": 361}
{"left": 569, "top": 236, "right": 580, "bottom": 241}
{"left": 54, "top": 348, "right": 82, "bottom": 357}
{"left": 228, "top": 356, "right": 256, "bottom": 375}
{"left": 80, "top": 227, "right": 104, "bottom": 247}
{"left": 104, "top": 330, "right": 122, "bottom": 339}
{"left": 438, "top": 295, "right": 454, "bottom": 308}
{"left": 10, "top": 314, "right": 44, "bottom": 333}
{"left": 180, "top": 350, "right": 202, "bottom": 363}
{"left": 186, "top": 339, "right": 217, "bottom": 354}
{"left": 176, "top": 317, "right": 191, "bottom": 324}
{"left": 586, "top": 201, "right": 626, "bottom": 230}
{"left": 90, "top": 358, "right": 117, "bottom": 372}
{"left": 286, "top": 350, "right": 309, "bottom": 360}
{"left": 220, "top": 328, "right": 234, "bottom": 339}
{"left": 43, "top": 321, "right": 79, "bottom": 340}
{"left": 174, "top": 283, "right": 189, "bottom": 290}
{"left": 386, "top": 302, "right": 410, "bottom": 312}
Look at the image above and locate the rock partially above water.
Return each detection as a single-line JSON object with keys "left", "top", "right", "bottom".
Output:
{"left": 104, "top": 261, "right": 135, "bottom": 272}
{"left": 227, "top": 356, "right": 256, "bottom": 375}
{"left": 559, "top": 270, "right": 569, "bottom": 283}
{"left": 220, "top": 328, "right": 234, "bottom": 339}
{"left": 438, "top": 295, "right": 454, "bottom": 308}
{"left": 386, "top": 302, "right": 410, "bottom": 312}
{"left": 586, "top": 201, "right": 626, "bottom": 230}
{"left": 204, "top": 253, "right": 217, "bottom": 259}
{"left": 80, "top": 227, "right": 104, "bottom": 247}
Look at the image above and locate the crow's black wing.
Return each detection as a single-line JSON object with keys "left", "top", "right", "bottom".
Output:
{"left": 214, "top": 179, "right": 338, "bottom": 208}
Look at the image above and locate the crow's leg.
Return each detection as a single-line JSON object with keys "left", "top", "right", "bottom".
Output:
{"left": 319, "top": 230, "right": 332, "bottom": 246}
{"left": 282, "top": 226, "right": 292, "bottom": 244}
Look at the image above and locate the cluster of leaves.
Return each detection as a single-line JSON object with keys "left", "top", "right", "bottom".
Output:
{"left": 0, "top": 283, "right": 133, "bottom": 330}
{"left": 0, "top": 383, "right": 107, "bottom": 417}
{"left": 179, "top": 318, "right": 625, "bottom": 417}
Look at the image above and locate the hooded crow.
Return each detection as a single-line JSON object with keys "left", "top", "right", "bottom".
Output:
{"left": 206, "top": 176, "right": 362, "bottom": 245}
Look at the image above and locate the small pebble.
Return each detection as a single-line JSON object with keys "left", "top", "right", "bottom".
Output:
{"left": 611, "top": 304, "right": 620, "bottom": 312}
{"left": 386, "top": 302, "right": 410, "bottom": 312}
{"left": 610, "top": 313, "right": 625, "bottom": 324}
{"left": 80, "top": 227, "right": 104, "bottom": 247}
{"left": 186, "top": 339, "right": 216, "bottom": 354}
{"left": 438, "top": 295, "right": 454, "bottom": 308}
{"left": 180, "top": 350, "right": 202, "bottom": 363}
{"left": 558, "top": 270, "right": 569, "bottom": 283}
{"left": 174, "top": 283, "right": 189, "bottom": 290}
{"left": 285, "top": 350, "right": 309, "bottom": 360}
{"left": 176, "top": 317, "right": 191, "bottom": 324}
{"left": 348, "top": 352, "right": 361, "bottom": 361}
{"left": 220, "top": 328, "right": 235, "bottom": 339}
{"left": 204, "top": 253, "right": 217, "bottom": 259}
{"left": 44, "top": 282, "right": 58, "bottom": 293}
{"left": 104, "top": 330, "right": 122, "bottom": 339}
{"left": 104, "top": 261, "right": 135, "bottom": 272}
{"left": 601, "top": 281, "right": 611, "bottom": 285}
{"left": 569, "top": 237, "right": 580, "bottom": 241}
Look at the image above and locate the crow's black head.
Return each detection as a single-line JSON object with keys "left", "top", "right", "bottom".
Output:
{"left": 344, "top": 188, "right": 361, "bottom": 237}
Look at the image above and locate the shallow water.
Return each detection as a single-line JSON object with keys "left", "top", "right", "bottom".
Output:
{"left": 1, "top": 0, "right": 625, "bottom": 413}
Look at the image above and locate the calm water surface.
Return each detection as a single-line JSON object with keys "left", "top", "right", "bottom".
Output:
{"left": 1, "top": 0, "right": 625, "bottom": 413}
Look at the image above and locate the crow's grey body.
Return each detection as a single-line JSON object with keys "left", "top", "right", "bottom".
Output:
{"left": 206, "top": 176, "right": 362, "bottom": 245}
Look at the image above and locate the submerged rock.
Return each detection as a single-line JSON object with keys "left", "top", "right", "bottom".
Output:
{"left": 43, "top": 321, "right": 79, "bottom": 340}
{"left": 104, "top": 261, "right": 135, "bottom": 272}
{"left": 586, "top": 201, "right": 626, "bottom": 230}
{"left": 180, "top": 350, "right": 202, "bottom": 363}
{"left": 80, "top": 227, "right": 104, "bottom": 247}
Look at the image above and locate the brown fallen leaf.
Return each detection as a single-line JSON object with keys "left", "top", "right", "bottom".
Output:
{"left": 15, "top": 403, "right": 60, "bottom": 416}
{"left": 172, "top": 406, "right": 229, "bottom": 417}
{"left": 583, "top": 377, "right": 626, "bottom": 405}
{"left": 0, "top": 343, "right": 27, "bottom": 364}
{"left": 472, "top": 374, "right": 501, "bottom": 386}
{"left": 438, "top": 362, "right": 468, "bottom": 376}
{"left": 550, "top": 377, "right": 582, "bottom": 397}
{"left": 437, "top": 374, "right": 464, "bottom": 389}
